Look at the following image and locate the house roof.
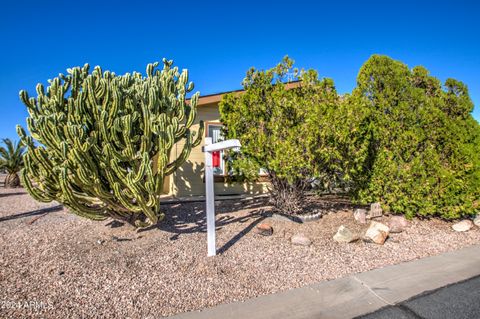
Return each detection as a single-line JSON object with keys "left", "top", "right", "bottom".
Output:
{"left": 191, "top": 81, "right": 303, "bottom": 106}
{"left": 194, "top": 88, "right": 245, "bottom": 106}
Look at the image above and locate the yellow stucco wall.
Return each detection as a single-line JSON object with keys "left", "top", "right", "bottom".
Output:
{"left": 168, "top": 102, "right": 269, "bottom": 197}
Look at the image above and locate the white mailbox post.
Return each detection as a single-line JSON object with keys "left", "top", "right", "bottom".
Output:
{"left": 204, "top": 137, "right": 241, "bottom": 256}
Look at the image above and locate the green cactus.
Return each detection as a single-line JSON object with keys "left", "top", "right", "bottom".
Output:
{"left": 17, "top": 59, "right": 204, "bottom": 227}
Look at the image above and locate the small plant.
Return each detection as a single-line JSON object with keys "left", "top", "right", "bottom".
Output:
{"left": 17, "top": 59, "right": 204, "bottom": 227}
{"left": 0, "top": 139, "right": 25, "bottom": 188}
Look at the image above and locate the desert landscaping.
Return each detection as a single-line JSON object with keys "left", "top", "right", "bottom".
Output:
{"left": 1, "top": 5, "right": 480, "bottom": 317}
{"left": 1, "top": 185, "right": 479, "bottom": 318}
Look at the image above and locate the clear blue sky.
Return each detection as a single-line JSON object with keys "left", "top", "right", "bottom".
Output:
{"left": 1, "top": 0, "right": 479, "bottom": 141}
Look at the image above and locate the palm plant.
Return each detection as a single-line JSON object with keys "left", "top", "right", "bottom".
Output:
{"left": 0, "top": 139, "right": 25, "bottom": 188}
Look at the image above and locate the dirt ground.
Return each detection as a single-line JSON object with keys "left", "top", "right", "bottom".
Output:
{"left": 0, "top": 187, "right": 479, "bottom": 318}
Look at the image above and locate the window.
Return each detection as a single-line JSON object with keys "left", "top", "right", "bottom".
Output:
{"left": 206, "top": 122, "right": 268, "bottom": 178}
{"left": 207, "top": 123, "right": 225, "bottom": 175}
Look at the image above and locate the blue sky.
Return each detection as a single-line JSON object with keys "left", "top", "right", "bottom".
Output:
{"left": 0, "top": 0, "right": 479, "bottom": 141}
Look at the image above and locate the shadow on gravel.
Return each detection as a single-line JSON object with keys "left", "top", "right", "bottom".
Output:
{"left": 137, "top": 197, "right": 269, "bottom": 253}
{"left": 138, "top": 195, "right": 356, "bottom": 253}
{"left": 0, "top": 205, "right": 63, "bottom": 222}
{"left": 217, "top": 215, "right": 266, "bottom": 254}
{"left": 0, "top": 191, "right": 27, "bottom": 198}
{"left": 157, "top": 197, "right": 267, "bottom": 234}
{"left": 306, "top": 194, "right": 358, "bottom": 212}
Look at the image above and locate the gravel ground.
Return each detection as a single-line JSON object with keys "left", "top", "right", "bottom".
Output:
{"left": 0, "top": 187, "right": 479, "bottom": 319}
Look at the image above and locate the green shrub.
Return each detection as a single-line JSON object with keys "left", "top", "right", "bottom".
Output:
{"left": 352, "top": 55, "right": 480, "bottom": 219}
{"left": 219, "top": 57, "right": 366, "bottom": 214}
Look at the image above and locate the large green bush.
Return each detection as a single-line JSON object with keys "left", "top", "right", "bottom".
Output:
{"left": 219, "top": 57, "right": 367, "bottom": 214}
{"left": 352, "top": 55, "right": 480, "bottom": 219}
{"left": 17, "top": 59, "right": 204, "bottom": 227}
{"left": 221, "top": 55, "right": 479, "bottom": 219}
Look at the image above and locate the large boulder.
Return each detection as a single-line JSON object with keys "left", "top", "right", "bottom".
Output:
{"left": 291, "top": 234, "right": 312, "bottom": 246}
{"left": 452, "top": 220, "right": 473, "bottom": 232}
{"left": 364, "top": 221, "right": 390, "bottom": 245}
{"left": 353, "top": 209, "right": 367, "bottom": 224}
{"left": 333, "top": 225, "right": 359, "bottom": 243}
{"left": 386, "top": 216, "right": 409, "bottom": 233}
{"left": 368, "top": 202, "right": 383, "bottom": 219}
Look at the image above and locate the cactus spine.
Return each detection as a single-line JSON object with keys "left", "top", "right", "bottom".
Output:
{"left": 17, "top": 59, "right": 204, "bottom": 227}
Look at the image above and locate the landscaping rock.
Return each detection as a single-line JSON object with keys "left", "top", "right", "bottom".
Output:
{"left": 291, "top": 234, "right": 312, "bottom": 246}
{"left": 452, "top": 220, "right": 473, "bottom": 232}
{"left": 386, "top": 215, "right": 409, "bottom": 233}
{"left": 271, "top": 212, "right": 298, "bottom": 223}
{"left": 255, "top": 223, "right": 273, "bottom": 236}
{"left": 333, "top": 225, "right": 359, "bottom": 243}
{"left": 368, "top": 202, "right": 383, "bottom": 219}
{"left": 364, "top": 221, "right": 390, "bottom": 245}
{"left": 353, "top": 209, "right": 367, "bottom": 224}
{"left": 297, "top": 211, "right": 323, "bottom": 223}
{"left": 474, "top": 216, "right": 480, "bottom": 227}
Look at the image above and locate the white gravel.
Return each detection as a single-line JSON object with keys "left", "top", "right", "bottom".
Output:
{"left": 0, "top": 188, "right": 479, "bottom": 318}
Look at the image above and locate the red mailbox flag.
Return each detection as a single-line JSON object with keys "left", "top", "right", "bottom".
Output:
{"left": 212, "top": 151, "right": 221, "bottom": 168}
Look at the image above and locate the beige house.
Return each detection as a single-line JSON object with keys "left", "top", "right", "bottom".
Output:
{"left": 163, "top": 88, "right": 269, "bottom": 197}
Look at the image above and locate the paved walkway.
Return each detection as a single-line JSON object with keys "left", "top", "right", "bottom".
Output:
{"left": 170, "top": 244, "right": 480, "bottom": 319}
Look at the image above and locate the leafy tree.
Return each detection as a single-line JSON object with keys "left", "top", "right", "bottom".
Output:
{"left": 17, "top": 59, "right": 204, "bottom": 227}
{"left": 0, "top": 139, "right": 25, "bottom": 188}
{"left": 352, "top": 55, "right": 480, "bottom": 219}
{"left": 219, "top": 57, "right": 364, "bottom": 214}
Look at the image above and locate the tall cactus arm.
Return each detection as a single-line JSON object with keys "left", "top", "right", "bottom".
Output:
{"left": 21, "top": 169, "right": 52, "bottom": 202}
{"left": 17, "top": 59, "right": 203, "bottom": 227}
{"left": 164, "top": 123, "right": 204, "bottom": 176}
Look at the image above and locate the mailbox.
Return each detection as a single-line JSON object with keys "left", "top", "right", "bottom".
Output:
{"left": 212, "top": 151, "right": 221, "bottom": 168}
